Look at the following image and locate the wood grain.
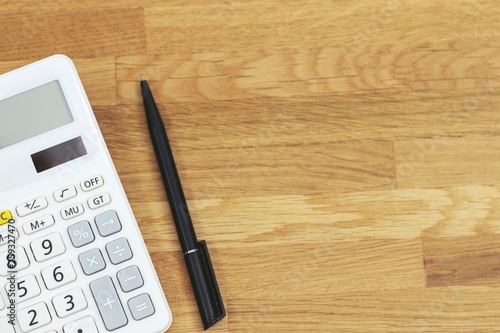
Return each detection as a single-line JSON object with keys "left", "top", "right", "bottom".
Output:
{"left": 2, "top": 0, "right": 500, "bottom": 332}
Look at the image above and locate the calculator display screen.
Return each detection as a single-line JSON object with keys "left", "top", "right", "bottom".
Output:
{"left": 0, "top": 80, "right": 74, "bottom": 149}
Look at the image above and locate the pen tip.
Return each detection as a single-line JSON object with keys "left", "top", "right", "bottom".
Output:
{"left": 141, "top": 74, "right": 145, "bottom": 81}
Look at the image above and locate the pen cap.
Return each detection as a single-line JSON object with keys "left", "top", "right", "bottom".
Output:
{"left": 184, "top": 240, "right": 226, "bottom": 330}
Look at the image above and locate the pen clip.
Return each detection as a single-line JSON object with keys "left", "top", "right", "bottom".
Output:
{"left": 198, "top": 240, "right": 226, "bottom": 329}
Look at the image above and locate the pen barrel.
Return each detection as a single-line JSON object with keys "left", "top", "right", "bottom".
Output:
{"left": 142, "top": 80, "right": 225, "bottom": 329}
{"left": 150, "top": 124, "right": 199, "bottom": 253}
{"left": 142, "top": 82, "right": 198, "bottom": 252}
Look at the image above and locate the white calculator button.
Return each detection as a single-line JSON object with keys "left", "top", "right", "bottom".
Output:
{"left": 88, "top": 192, "right": 111, "bottom": 210}
{"left": 41, "top": 260, "right": 77, "bottom": 290}
{"left": 18, "top": 302, "right": 52, "bottom": 332}
{"left": 0, "top": 246, "right": 30, "bottom": 276}
{"left": 81, "top": 175, "right": 104, "bottom": 192}
{"left": 31, "top": 233, "right": 66, "bottom": 262}
{"left": 0, "top": 226, "right": 19, "bottom": 247}
{"left": 52, "top": 288, "right": 88, "bottom": 318}
{"left": 16, "top": 196, "right": 48, "bottom": 217}
{"left": 0, "top": 292, "right": 4, "bottom": 310}
{"left": 23, "top": 214, "right": 55, "bottom": 235}
{"left": 0, "top": 317, "right": 15, "bottom": 333}
{"left": 63, "top": 316, "right": 99, "bottom": 333}
{"left": 60, "top": 203, "right": 84, "bottom": 220}
{"left": 54, "top": 185, "right": 77, "bottom": 203}
{"left": 8, "top": 274, "right": 41, "bottom": 304}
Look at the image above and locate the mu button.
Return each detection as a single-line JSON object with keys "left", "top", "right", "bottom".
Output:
{"left": 0, "top": 210, "right": 12, "bottom": 226}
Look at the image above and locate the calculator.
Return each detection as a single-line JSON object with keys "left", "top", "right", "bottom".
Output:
{"left": 0, "top": 55, "right": 172, "bottom": 333}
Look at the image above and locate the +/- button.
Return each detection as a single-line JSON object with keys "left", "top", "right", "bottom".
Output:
{"left": 16, "top": 196, "right": 48, "bottom": 217}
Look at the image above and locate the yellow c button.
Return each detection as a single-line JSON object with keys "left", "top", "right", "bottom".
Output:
{"left": 0, "top": 210, "right": 13, "bottom": 226}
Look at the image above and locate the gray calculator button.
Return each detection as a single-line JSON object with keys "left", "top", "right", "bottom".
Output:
{"left": 95, "top": 210, "right": 122, "bottom": 237}
{"left": 90, "top": 276, "right": 128, "bottom": 331}
{"left": 106, "top": 238, "right": 133, "bottom": 265}
{"left": 128, "top": 293, "right": 155, "bottom": 321}
{"left": 68, "top": 221, "right": 95, "bottom": 247}
{"left": 78, "top": 248, "right": 106, "bottom": 275}
{"left": 117, "top": 265, "right": 144, "bottom": 292}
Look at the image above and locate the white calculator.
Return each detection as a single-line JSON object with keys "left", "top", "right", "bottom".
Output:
{"left": 0, "top": 55, "right": 172, "bottom": 333}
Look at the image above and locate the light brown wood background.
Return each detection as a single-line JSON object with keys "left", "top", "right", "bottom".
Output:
{"left": 2, "top": 0, "right": 500, "bottom": 332}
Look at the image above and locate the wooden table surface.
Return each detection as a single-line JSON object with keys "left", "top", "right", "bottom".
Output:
{"left": 2, "top": 1, "right": 500, "bottom": 332}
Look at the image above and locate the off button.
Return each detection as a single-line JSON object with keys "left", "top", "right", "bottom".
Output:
{"left": 81, "top": 175, "right": 104, "bottom": 192}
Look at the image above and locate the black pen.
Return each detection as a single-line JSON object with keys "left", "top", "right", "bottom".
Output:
{"left": 140, "top": 76, "right": 225, "bottom": 330}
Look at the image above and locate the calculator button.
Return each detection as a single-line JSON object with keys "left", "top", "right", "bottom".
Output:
{"left": 60, "top": 203, "right": 84, "bottom": 220}
{"left": 106, "top": 238, "right": 133, "bottom": 265}
{"left": 81, "top": 175, "right": 104, "bottom": 192}
{"left": 68, "top": 221, "right": 95, "bottom": 248}
{"left": 0, "top": 226, "right": 18, "bottom": 247}
{"left": 0, "top": 210, "right": 12, "bottom": 226}
{"left": 128, "top": 293, "right": 155, "bottom": 321}
{"left": 117, "top": 265, "right": 144, "bottom": 292}
{"left": 54, "top": 185, "right": 77, "bottom": 203}
{"left": 90, "top": 276, "right": 128, "bottom": 331}
{"left": 23, "top": 214, "right": 55, "bottom": 235}
{"left": 52, "top": 288, "right": 88, "bottom": 318}
{"left": 18, "top": 302, "right": 52, "bottom": 332}
{"left": 88, "top": 192, "right": 111, "bottom": 210}
{"left": 0, "top": 292, "right": 4, "bottom": 310}
{"left": 7, "top": 274, "right": 41, "bottom": 304}
{"left": 41, "top": 260, "right": 77, "bottom": 290}
{"left": 16, "top": 196, "right": 48, "bottom": 217}
{"left": 31, "top": 233, "right": 66, "bottom": 262}
{"left": 0, "top": 246, "right": 30, "bottom": 276}
{"left": 79, "top": 248, "right": 106, "bottom": 275}
{"left": 0, "top": 317, "right": 15, "bottom": 333}
{"left": 95, "top": 210, "right": 122, "bottom": 237}
{"left": 63, "top": 316, "right": 98, "bottom": 333}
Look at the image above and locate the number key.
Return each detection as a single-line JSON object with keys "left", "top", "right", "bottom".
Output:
{"left": 31, "top": 233, "right": 66, "bottom": 262}
{"left": 52, "top": 288, "right": 88, "bottom": 318}
{"left": 18, "top": 302, "right": 51, "bottom": 332}
{"left": 41, "top": 260, "right": 76, "bottom": 290}
{"left": 0, "top": 246, "right": 29, "bottom": 276}
{"left": 5, "top": 274, "right": 40, "bottom": 304}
